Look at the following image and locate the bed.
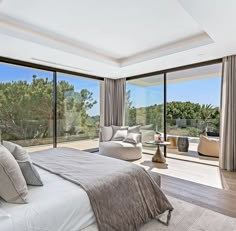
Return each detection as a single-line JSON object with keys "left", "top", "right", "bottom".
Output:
{"left": 0, "top": 147, "right": 172, "bottom": 231}
{"left": 0, "top": 166, "right": 96, "bottom": 231}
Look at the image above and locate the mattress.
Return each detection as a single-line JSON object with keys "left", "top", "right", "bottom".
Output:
{"left": 0, "top": 167, "right": 96, "bottom": 231}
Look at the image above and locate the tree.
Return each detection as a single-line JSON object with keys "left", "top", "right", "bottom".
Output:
{"left": 199, "top": 104, "right": 220, "bottom": 132}
{"left": 125, "top": 90, "right": 136, "bottom": 125}
{"left": 63, "top": 89, "right": 97, "bottom": 133}
{"left": 125, "top": 97, "right": 220, "bottom": 136}
{"left": 0, "top": 76, "right": 98, "bottom": 143}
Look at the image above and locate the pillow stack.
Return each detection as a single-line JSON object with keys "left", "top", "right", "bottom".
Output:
{"left": 0, "top": 141, "right": 43, "bottom": 204}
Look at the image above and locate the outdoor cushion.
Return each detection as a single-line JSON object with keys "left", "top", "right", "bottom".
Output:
{"left": 197, "top": 135, "right": 219, "bottom": 157}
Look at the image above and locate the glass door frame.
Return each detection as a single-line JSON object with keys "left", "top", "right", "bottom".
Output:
{"left": 0, "top": 56, "right": 222, "bottom": 153}
{"left": 126, "top": 58, "right": 223, "bottom": 157}
{"left": 0, "top": 56, "right": 104, "bottom": 149}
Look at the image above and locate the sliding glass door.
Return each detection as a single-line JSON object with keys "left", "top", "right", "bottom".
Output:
{"left": 56, "top": 73, "right": 101, "bottom": 150}
{"left": 125, "top": 74, "right": 164, "bottom": 154}
{"left": 166, "top": 63, "right": 222, "bottom": 160}
{"left": 125, "top": 62, "right": 222, "bottom": 163}
{"left": 0, "top": 63, "right": 54, "bottom": 151}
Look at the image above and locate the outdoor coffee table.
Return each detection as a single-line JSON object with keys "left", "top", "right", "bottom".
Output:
{"left": 145, "top": 141, "right": 170, "bottom": 163}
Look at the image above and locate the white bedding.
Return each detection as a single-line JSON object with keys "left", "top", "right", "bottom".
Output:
{"left": 0, "top": 167, "right": 96, "bottom": 231}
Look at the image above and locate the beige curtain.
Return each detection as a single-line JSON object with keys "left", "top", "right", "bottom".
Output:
{"left": 104, "top": 78, "right": 126, "bottom": 126}
{"left": 220, "top": 56, "right": 236, "bottom": 171}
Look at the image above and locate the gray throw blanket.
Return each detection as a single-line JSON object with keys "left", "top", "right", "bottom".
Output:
{"left": 31, "top": 147, "right": 173, "bottom": 231}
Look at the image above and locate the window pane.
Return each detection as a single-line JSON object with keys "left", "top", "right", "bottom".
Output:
{"left": 166, "top": 63, "right": 222, "bottom": 160}
{"left": 126, "top": 74, "right": 164, "bottom": 154}
{"left": 57, "top": 73, "right": 100, "bottom": 150}
{"left": 0, "top": 63, "right": 54, "bottom": 151}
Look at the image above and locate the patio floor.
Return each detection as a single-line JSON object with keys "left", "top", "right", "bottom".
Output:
{"left": 143, "top": 142, "right": 219, "bottom": 166}
{"left": 25, "top": 138, "right": 99, "bottom": 152}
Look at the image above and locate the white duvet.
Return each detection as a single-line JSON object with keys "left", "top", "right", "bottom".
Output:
{"left": 0, "top": 167, "right": 96, "bottom": 231}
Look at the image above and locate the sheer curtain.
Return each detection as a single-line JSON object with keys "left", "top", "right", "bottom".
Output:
{"left": 220, "top": 56, "right": 236, "bottom": 171}
{"left": 104, "top": 78, "right": 126, "bottom": 126}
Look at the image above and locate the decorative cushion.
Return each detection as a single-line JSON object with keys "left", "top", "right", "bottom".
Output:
{"left": 17, "top": 161, "right": 43, "bottom": 186}
{"left": 0, "top": 145, "right": 28, "bottom": 203}
{"left": 3, "top": 141, "right": 28, "bottom": 161}
{"left": 3, "top": 141, "right": 43, "bottom": 186}
{"left": 124, "top": 133, "right": 141, "bottom": 144}
{"left": 111, "top": 126, "right": 128, "bottom": 141}
{"left": 100, "top": 126, "right": 113, "bottom": 142}
{"left": 128, "top": 125, "right": 141, "bottom": 133}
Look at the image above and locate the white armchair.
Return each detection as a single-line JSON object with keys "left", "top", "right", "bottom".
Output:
{"left": 99, "top": 126, "right": 142, "bottom": 161}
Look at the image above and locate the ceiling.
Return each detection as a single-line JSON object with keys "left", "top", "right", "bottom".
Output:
{"left": 0, "top": 0, "right": 235, "bottom": 79}
{"left": 129, "top": 63, "right": 222, "bottom": 86}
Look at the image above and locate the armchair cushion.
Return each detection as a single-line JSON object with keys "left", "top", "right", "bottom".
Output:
{"left": 100, "top": 126, "right": 113, "bottom": 142}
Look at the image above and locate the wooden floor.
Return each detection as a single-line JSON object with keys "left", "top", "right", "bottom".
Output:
{"left": 133, "top": 154, "right": 236, "bottom": 218}
{"left": 161, "top": 174, "right": 236, "bottom": 218}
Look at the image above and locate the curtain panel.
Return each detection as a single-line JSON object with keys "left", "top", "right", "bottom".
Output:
{"left": 220, "top": 56, "right": 236, "bottom": 171}
{"left": 104, "top": 78, "right": 126, "bottom": 126}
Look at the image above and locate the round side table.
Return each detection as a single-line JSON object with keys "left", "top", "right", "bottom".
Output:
{"left": 145, "top": 141, "right": 170, "bottom": 163}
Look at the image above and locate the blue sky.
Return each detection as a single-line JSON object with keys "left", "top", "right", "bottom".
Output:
{"left": 0, "top": 63, "right": 221, "bottom": 117}
{"left": 127, "top": 76, "right": 221, "bottom": 108}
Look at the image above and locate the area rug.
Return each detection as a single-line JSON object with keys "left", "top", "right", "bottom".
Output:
{"left": 82, "top": 196, "right": 236, "bottom": 231}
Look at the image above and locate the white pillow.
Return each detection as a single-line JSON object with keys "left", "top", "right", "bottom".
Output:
{"left": 100, "top": 126, "right": 113, "bottom": 142}
{"left": 3, "top": 141, "right": 43, "bottom": 186}
{"left": 3, "top": 141, "right": 28, "bottom": 161}
{"left": 123, "top": 133, "right": 141, "bottom": 144}
{"left": 0, "top": 145, "right": 28, "bottom": 204}
{"left": 111, "top": 126, "right": 128, "bottom": 141}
